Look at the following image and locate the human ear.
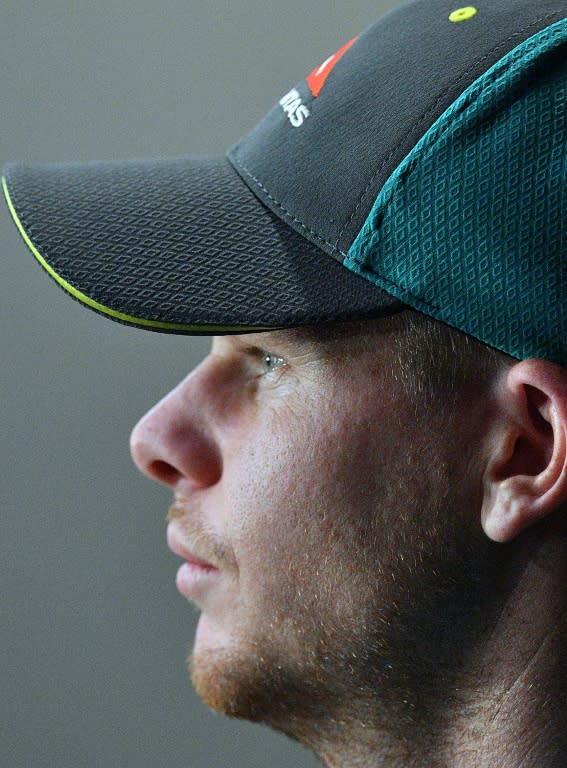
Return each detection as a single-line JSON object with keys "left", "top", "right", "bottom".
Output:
{"left": 481, "top": 359, "right": 567, "bottom": 543}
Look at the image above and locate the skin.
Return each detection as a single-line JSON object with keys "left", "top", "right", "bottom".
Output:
{"left": 130, "top": 319, "right": 567, "bottom": 767}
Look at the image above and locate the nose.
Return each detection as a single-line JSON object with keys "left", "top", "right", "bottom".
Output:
{"left": 129, "top": 362, "right": 222, "bottom": 491}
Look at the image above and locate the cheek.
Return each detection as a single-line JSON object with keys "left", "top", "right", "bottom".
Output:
{"left": 223, "top": 390, "right": 395, "bottom": 612}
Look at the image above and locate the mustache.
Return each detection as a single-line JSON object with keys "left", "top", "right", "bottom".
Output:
{"left": 166, "top": 502, "right": 186, "bottom": 523}
{"left": 167, "top": 501, "right": 237, "bottom": 571}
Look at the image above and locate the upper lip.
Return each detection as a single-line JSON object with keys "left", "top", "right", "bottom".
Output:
{"left": 167, "top": 526, "right": 217, "bottom": 569}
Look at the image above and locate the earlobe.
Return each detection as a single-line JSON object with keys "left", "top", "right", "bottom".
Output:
{"left": 481, "top": 360, "right": 567, "bottom": 543}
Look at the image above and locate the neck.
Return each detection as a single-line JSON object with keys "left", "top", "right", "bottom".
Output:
{"left": 310, "top": 530, "right": 567, "bottom": 768}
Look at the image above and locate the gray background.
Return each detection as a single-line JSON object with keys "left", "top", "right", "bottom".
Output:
{"left": 2, "top": 2, "right": 400, "bottom": 766}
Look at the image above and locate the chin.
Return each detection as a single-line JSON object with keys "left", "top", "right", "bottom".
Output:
{"left": 189, "top": 613, "right": 260, "bottom": 718}
{"left": 188, "top": 613, "right": 317, "bottom": 727}
{"left": 190, "top": 642, "right": 275, "bottom": 721}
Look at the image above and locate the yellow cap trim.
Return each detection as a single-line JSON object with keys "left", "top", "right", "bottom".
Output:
{"left": 2, "top": 175, "right": 270, "bottom": 334}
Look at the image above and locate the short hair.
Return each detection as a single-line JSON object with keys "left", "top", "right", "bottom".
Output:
{"left": 380, "top": 310, "right": 513, "bottom": 414}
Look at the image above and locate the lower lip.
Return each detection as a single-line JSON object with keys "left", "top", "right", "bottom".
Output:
{"left": 176, "top": 561, "right": 220, "bottom": 599}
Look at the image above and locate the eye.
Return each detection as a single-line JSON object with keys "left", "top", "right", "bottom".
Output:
{"left": 260, "top": 352, "right": 287, "bottom": 376}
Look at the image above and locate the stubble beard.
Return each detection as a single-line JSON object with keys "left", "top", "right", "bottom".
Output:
{"left": 187, "top": 493, "right": 500, "bottom": 751}
{"left": 189, "top": 602, "right": 389, "bottom": 743}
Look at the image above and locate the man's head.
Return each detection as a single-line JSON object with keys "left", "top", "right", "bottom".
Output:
{"left": 129, "top": 310, "right": 567, "bottom": 754}
{"left": 128, "top": 315, "right": 491, "bottom": 731}
{"left": 4, "top": 0, "right": 567, "bottom": 763}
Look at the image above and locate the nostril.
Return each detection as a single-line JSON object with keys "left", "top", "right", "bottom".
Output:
{"left": 129, "top": 391, "right": 223, "bottom": 489}
{"left": 150, "top": 459, "right": 183, "bottom": 486}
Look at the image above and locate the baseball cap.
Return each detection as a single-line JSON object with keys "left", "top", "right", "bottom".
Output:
{"left": 3, "top": 1, "right": 567, "bottom": 362}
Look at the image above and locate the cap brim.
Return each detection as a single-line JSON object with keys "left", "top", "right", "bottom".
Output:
{"left": 3, "top": 155, "right": 401, "bottom": 334}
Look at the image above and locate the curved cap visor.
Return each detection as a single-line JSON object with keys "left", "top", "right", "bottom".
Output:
{"left": 2, "top": 156, "right": 402, "bottom": 333}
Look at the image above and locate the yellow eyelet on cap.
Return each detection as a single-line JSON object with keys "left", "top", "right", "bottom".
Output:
{"left": 449, "top": 6, "right": 478, "bottom": 23}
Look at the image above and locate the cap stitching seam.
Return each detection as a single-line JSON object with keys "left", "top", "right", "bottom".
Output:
{"left": 230, "top": 153, "right": 347, "bottom": 258}
{"left": 363, "top": 267, "right": 444, "bottom": 317}
{"left": 334, "top": 10, "right": 563, "bottom": 251}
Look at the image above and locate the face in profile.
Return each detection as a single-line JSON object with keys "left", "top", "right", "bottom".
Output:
{"left": 130, "top": 320, "right": 496, "bottom": 739}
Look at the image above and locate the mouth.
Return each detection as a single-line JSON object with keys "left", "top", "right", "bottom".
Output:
{"left": 167, "top": 529, "right": 216, "bottom": 569}
{"left": 167, "top": 525, "right": 222, "bottom": 601}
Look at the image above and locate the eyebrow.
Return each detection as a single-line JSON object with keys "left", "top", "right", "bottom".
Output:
{"left": 231, "top": 328, "right": 316, "bottom": 355}
{"left": 233, "top": 320, "right": 373, "bottom": 357}
{"left": 265, "top": 320, "right": 374, "bottom": 346}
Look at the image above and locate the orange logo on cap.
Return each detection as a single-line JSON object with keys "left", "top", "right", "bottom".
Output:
{"left": 306, "top": 36, "right": 358, "bottom": 98}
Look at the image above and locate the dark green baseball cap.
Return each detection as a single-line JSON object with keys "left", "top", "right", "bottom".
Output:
{"left": 3, "top": 1, "right": 567, "bottom": 361}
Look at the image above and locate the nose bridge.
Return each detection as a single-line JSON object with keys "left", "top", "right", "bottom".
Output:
{"left": 129, "top": 358, "right": 223, "bottom": 489}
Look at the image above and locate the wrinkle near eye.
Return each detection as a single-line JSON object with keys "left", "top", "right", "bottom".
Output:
{"left": 214, "top": 333, "right": 325, "bottom": 382}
